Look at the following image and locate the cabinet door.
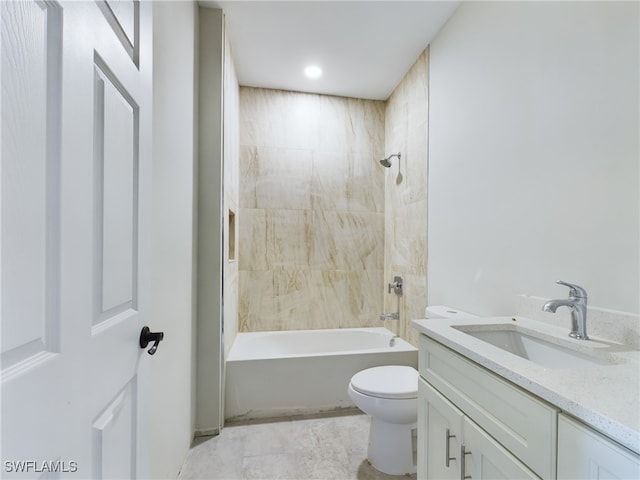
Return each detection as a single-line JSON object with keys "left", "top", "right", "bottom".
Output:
{"left": 418, "top": 379, "right": 464, "bottom": 480}
{"left": 557, "top": 414, "right": 640, "bottom": 479}
{"left": 463, "top": 418, "right": 540, "bottom": 480}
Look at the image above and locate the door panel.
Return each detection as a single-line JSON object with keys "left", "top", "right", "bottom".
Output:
{"left": 96, "top": 0, "right": 139, "bottom": 64}
{"left": 93, "top": 57, "right": 139, "bottom": 325}
{"left": 92, "top": 380, "right": 137, "bottom": 479}
{"left": 1, "top": 0, "right": 62, "bottom": 371}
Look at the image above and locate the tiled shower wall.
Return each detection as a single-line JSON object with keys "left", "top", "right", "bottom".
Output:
{"left": 238, "top": 87, "right": 386, "bottom": 332}
{"left": 383, "top": 49, "right": 429, "bottom": 346}
{"left": 223, "top": 31, "right": 240, "bottom": 358}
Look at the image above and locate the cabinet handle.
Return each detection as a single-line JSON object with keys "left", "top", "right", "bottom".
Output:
{"left": 445, "top": 428, "right": 456, "bottom": 467}
{"left": 461, "top": 444, "right": 472, "bottom": 480}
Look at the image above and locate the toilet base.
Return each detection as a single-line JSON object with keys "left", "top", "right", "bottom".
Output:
{"left": 367, "top": 418, "right": 417, "bottom": 475}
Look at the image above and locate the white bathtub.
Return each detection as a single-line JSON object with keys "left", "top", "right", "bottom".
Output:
{"left": 224, "top": 327, "right": 418, "bottom": 421}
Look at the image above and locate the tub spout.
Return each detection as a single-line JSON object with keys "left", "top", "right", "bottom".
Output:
{"left": 380, "top": 312, "right": 399, "bottom": 321}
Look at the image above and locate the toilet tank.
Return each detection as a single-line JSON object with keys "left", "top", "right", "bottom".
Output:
{"left": 424, "top": 305, "right": 477, "bottom": 320}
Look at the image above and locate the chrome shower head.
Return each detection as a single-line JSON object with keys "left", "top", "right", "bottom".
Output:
{"left": 380, "top": 152, "right": 401, "bottom": 168}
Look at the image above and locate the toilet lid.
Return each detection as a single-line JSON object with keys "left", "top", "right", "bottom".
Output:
{"left": 350, "top": 366, "right": 418, "bottom": 399}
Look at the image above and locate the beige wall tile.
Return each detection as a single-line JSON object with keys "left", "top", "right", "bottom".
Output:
{"left": 310, "top": 151, "right": 351, "bottom": 212}
{"left": 240, "top": 146, "right": 313, "bottom": 210}
{"left": 238, "top": 87, "right": 385, "bottom": 332}
{"left": 384, "top": 48, "right": 430, "bottom": 346}
{"left": 238, "top": 269, "right": 384, "bottom": 332}
{"left": 239, "top": 208, "right": 312, "bottom": 271}
{"left": 312, "top": 210, "right": 383, "bottom": 271}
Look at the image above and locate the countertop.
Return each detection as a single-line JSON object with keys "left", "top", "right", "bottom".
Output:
{"left": 412, "top": 316, "right": 640, "bottom": 454}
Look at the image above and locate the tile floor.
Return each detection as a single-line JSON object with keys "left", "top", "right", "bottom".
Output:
{"left": 178, "top": 411, "right": 417, "bottom": 480}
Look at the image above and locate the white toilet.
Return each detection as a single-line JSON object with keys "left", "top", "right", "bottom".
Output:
{"left": 348, "top": 365, "right": 419, "bottom": 475}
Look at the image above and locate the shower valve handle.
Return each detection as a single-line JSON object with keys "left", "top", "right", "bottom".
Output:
{"left": 388, "top": 276, "right": 403, "bottom": 296}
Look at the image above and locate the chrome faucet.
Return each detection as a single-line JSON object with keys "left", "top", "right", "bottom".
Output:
{"left": 542, "top": 280, "right": 589, "bottom": 340}
{"left": 380, "top": 312, "right": 399, "bottom": 321}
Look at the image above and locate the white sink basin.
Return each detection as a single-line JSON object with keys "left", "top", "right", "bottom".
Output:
{"left": 452, "top": 325, "right": 616, "bottom": 369}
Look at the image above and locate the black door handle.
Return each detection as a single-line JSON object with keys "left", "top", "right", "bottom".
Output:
{"left": 139, "top": 326, "right": 164, "bottom": 355}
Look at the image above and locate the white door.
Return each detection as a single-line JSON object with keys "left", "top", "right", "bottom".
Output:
{"left": 1, "top": 1, "right": 155, "bottom": 478}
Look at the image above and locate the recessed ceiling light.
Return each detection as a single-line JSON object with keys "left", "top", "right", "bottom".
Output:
{"left": 304, "top": 65, "right": 322, "bottom": 79}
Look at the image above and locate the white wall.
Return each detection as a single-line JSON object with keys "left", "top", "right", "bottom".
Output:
{"left": 150, "top": 2, "right": 198, "bottom": 477}
{"left": 428, "top": 1, "right": 639, "bottom": 315}
{"left": 195, "top": 7, "right": 224, "bottom": 434}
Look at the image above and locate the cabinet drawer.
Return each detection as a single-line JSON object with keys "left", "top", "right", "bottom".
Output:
{"left": 419, "top": 335, "right": 558, "bottom": 479}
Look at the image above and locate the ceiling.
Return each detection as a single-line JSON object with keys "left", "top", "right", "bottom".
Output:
{"left": 199, "top": 1, "right": 461, "bottom": 100}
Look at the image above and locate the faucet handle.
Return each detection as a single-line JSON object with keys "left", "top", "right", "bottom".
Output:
{"left": 388, "top": 276, "right": 403, "bottom": 296}
{"left": 556, "top": 280, "right": 587, "bottom": 298}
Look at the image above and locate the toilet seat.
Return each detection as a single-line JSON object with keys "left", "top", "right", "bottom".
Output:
{"left": 350, "top": 365, "right": 418, "bottom": 399}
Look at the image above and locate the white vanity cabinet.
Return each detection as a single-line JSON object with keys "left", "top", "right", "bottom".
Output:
{"left": 419, "top": 379, "right": 538, "bottom": 479}
{"left": 557, "top": 414, "right": 640, "bottom": 479}
{"left": 418, "top": 333, "right": 640, "bottom": 480}
{"left": 418, "top": 335, "right": 558, "bottom": 479}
